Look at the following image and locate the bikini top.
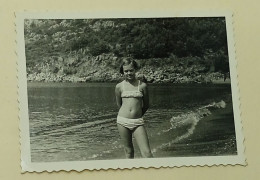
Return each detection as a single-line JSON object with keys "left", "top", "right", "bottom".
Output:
{"left": 121, "top": 80, "right": 143, "bottom": 98}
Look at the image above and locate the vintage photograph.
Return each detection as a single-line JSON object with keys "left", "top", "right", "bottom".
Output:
{"left": 17, "top": 12, "right": 245, "bottom": 171}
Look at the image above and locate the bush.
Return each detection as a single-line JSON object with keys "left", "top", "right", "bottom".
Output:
{"left": 63, "top": 67, "right": 77, "bottom": 75}
{"left": 50, "top": 66, "right": 59, "bottom": 73}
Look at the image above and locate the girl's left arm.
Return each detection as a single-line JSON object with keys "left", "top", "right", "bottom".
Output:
{"left": 142, "top": 83, "right": 149, "bottom": 116}
{"left": 115, "top": 83, "right": 122, "bottom": 108}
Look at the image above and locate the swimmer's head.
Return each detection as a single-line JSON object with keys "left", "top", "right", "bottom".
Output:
{"left": 119, "top": 57, "right": 139, "bottom": 74}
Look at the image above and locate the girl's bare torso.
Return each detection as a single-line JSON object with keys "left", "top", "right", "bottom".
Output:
{"left": 118, "top": 98, "right": 143, "bottom": 118}
{"left": 118, "top": 81, "right": 143, "bottom": 119}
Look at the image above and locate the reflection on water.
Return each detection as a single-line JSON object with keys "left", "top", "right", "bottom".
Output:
{"left": 28, "top": 82, "right": 237, "bottom": 162}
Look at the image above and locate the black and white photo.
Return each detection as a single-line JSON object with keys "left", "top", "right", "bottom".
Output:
{"left": 17, "top": 12, "right": 245, "bottom": 172}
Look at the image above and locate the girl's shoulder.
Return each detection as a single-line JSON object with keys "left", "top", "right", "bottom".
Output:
{"left": 138, "top": 80, "right": 148, "bottom": 93}
{"left": 139, "top": 80, "right": 147, "bottom": 88}
{"left": 115, "top": 81, "right": 124, "bottom": 91}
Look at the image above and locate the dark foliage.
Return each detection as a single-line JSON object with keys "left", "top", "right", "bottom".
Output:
{"left": 24, "top": 17, "right": 229, "bottom": 75}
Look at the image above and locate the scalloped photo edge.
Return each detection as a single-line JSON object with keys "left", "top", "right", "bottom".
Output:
{"left": 16, "top": 11, "right": 246, "bottom": 172}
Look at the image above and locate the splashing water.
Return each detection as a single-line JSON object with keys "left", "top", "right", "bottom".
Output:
{"left": 152, "top": 100, "right": 226, "bottom": 153}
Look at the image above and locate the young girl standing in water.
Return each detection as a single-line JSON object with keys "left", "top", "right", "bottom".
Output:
{"left": 115, "top": 58, "right": 153, "bottom": 158}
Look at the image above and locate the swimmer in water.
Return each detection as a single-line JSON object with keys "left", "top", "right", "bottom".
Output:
{"left": 115, "top": 57, "right": 153, "bottom": 158}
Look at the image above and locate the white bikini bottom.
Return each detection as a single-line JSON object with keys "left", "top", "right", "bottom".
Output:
{"left": 117, "top": 116, "right": 144, "bottom": 130}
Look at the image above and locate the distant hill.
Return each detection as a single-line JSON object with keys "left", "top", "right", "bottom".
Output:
{"left": 24, "top": 18, "right": 230, "bottom": 83}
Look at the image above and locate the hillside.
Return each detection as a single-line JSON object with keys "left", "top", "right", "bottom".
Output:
{"left": 24, "top": 18, "right": 230, "bottom": 83}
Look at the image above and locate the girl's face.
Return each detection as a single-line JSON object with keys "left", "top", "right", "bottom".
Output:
{"left": 123, "top": 64, "right": 136, "bottom": 81}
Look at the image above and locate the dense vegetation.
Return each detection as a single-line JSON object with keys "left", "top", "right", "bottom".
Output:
{"left": 24, "top": 17, "right": 230, "bottom": 83}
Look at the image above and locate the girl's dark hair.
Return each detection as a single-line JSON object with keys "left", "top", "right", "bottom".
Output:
{"left": 119, "top": 57, "right": 139, "bottom": 74}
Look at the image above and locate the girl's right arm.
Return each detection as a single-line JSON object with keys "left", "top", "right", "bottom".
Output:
{"left": 115, "top": 83, "right": 122, "bottom": 108}
{"left": 141, "top": 82, "right": 149, "bottom": 116}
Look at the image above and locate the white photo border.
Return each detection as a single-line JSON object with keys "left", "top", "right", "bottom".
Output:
{"left": 17, "top": 11, "right": 246, "bottom": 172}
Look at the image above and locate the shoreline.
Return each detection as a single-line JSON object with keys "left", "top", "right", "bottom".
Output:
{"left": 163, "top": 99, "right": 237, "bottom": 157}
{"left": 27, "top": 80, "right": 231, "bottom": 85}
{"left": 26, "top": 66, "right": 230, "bottom": 84}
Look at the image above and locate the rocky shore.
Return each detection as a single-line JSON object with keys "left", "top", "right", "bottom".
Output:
{"left": 27, "top": 69, "right": 228, "bottom": 84}
{"left": 26, "top": 54, "right": 230, "bottom": 84}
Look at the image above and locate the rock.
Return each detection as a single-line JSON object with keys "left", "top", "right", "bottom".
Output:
{"left": 85, "top": 76, "right": 91, "bottom": 81}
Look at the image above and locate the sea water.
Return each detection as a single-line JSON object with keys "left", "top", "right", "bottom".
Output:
{"left": 27, "top": 82, "right": 237, "bottom": 162}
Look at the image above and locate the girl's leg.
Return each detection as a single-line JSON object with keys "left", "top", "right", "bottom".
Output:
{"left": 117, "top": 124, "right": 134, "bottom": 158}
{"left": 133, "top": 126, "right": 153, "bottom": 158}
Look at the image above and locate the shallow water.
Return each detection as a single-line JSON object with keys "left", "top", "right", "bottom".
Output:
{"left": 27, "top": 82, "right": 237, "bottom": 162}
